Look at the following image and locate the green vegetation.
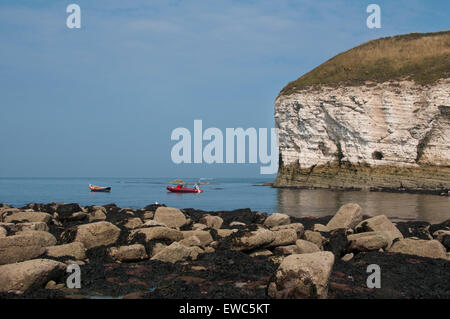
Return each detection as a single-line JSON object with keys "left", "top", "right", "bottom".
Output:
{"left": 280, "top": 30, "right": 450, "bottom": 96}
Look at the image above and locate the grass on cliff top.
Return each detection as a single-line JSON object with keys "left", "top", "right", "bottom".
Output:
{"left": 280, "top": 30, "right": 450, "bottom": 96}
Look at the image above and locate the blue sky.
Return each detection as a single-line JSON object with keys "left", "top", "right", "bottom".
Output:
{"left": 0, "top": 0, "right": 448, "bottom": 178}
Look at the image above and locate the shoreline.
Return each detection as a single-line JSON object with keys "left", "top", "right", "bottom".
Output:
{"left": 270, "top": 184, "right": 450, "bottom": 196}
{"left": 274, "top": 163, "right": 450, "bottom": 195}
{"left": 0, "top": 202, "right": 449, "bottom": 299}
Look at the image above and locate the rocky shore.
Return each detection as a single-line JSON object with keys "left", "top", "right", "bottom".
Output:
{"left": 0, "top": 202, "right": 449, "bottom": 299}
{"left": 274, "top": 163, "right": 450, "bottom": 195}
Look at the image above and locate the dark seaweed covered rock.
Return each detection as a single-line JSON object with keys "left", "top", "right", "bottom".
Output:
{"left": 144, "top": 251, "right": 276, "bottom": 299}
{"left": 329, "top": 251, "right": 450, "bottom": 298}
{"left": 430, "top": 219, "right": 450, "bottom": 234}
{"left": 395, "top": 221, "right": 432, "bottom": 240}
{"left": 322, "top": 229, "right": 348, "bottom": 257}
{"left": 182, "top": 208, "right": 265, "bottom": 228}
{"left": 0, "top": 289, "right": 66, "bottom": 299}
{"left": 1, "top": 201, "right": 449, "bottom": 299}
{"left": 21, "top": 203, "right": 57, "bottom": 214}
{"left": 56, "top": 203, "right": 83, "bottom": 219}
{"left": 442, "top": 235, "right": 450, "bottom": 251}
{"left": 290, "top": 215, "right": 333, "bottom": 231}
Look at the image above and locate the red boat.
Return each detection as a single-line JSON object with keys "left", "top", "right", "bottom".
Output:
{"left": 89, "top": 184, "right": 111, "bottom": 192}
{"left": 167, "top": 184, "right": 203, "bottom": 193}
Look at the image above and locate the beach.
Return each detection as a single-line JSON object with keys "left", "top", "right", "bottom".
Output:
{"left": 1, "top": 201, "right": 449, "bottom": 299}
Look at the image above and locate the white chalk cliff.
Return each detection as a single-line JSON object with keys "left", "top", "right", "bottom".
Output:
{"left": 274, "top": 31, "right": 450, "bottom": 191}
{"left": 275, "top": 79, "right": 450, "bottom": 169}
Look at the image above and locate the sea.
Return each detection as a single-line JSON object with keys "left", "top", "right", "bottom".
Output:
{"left": 0, "top": 177, "right": 449, "bottom": 224}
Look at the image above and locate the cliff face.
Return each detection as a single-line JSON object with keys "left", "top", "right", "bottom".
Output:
{"left": 274, "top": 32, "right": 450, "bottom": 192}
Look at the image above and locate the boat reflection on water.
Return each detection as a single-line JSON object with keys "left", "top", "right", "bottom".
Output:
{"left": 275, "top": 188, "right": 450, "bottom": 224}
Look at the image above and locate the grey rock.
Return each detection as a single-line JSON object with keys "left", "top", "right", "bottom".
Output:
{"left": 0, "top": 259, "right": 66, "bottom": 292}
{"left": 327, "top": 203, "right": 363, "bottom": 230}
{"left": 268, "top": 252, "right": 335, "bottom": 299}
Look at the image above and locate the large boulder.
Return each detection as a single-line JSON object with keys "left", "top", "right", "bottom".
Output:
{"left": 151, "top": 242, "right": 203, "bottom": 263}
{"left": 151, "top": 242, "right": 167, "bottom": 256}
{"left": 15, "top": 230, "right": 56, "bottom": 242}
{"left": 271, "top": 223, "right": 305, "bottom": 238}
{"left": 216, "top": 229, "right": 238, "bottom": 238}
{"left": 355, "top": 215, "right": 403, "bottom": 242}
{"left": 16, "top": 222, "right": 49, "bottom": 232}
{"left": 2, "top": 211, "right": 52, "bottom": 224}
{"left": 326, "top": 203, "right": 363, "bottom": 230}
{"left": 199, "top": 215, "right": 223, "bottom": 229}
{"left": 88, "top": 206, "right": 107, "bottom": 222}
{"left": 123, "top": 218, "right": 144, "bottom": 230}
{"left": 347, "top": 231, "right": 392, "bottom": 252}
{"left": 181, "top": 230, "right": 213, "bottom": 247}
{"left": 388, "top": 238, "right": 447, "bottom": 259}
{"left": 0, "top": 208, "right": 19, "bottom": 219}
{"left": 303, "top": 230, "right": 326, "bottom": 248}
{"left": 153, "top": 207, "right": 187, "bottom": 228}
{"left": 74, "top": 221, "right": 121, "bottom": 249}
{"left": 179, "top": 236, "right": 202, "bottom": 247}
{"left": 45, "top": 242, "right": 86, "bottom": 260}
{"left": 0, "top": 231, "right": 57, "bottom": 265}
{"left": 233, "top": 228, "right": 275, "bottom": 251}
{"left": 295, "top": 239, "right": 321, "bottom": 253}
{"left": 268, "top": 251, "right": 335, "bottom": 299}
{"left": 268, "top": 229, "right": 298, "bottom": 247}
{"left": 108, "top": 244, "right": 148, "bottom": 262}
{"left": 141, "top": 211, "right": 155, "bottom": 220}
{"left": 264, "top": 213, "right": 291, "bottom": 228}
{"left": 130, "top": 226, "right": 183, "bottom": 243}
{"left": 0, "top": 222, "right": 49, "bottom": 233}
{"left": 0, "top": 259, "right": 66, "bottom": 292}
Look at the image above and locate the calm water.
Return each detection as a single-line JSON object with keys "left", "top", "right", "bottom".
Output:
{"left": 0, "top": 178, "right": 449, "bottom": 224}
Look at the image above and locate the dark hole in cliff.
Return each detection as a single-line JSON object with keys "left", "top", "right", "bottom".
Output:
{"left": 372, "top": 151, "right": 384, "bottom": 160}
{"left": 278, "top": 152, "right": 283, "bottom": 169}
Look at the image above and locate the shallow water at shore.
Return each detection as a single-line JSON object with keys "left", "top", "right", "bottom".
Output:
{"left": 276, "top": 188, "right": 450, "bottom": 224}
{"left": 0, "top": 177, "right": 448, "bottom": 223}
